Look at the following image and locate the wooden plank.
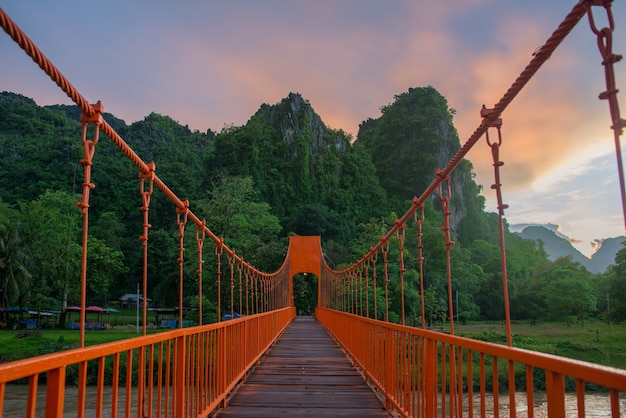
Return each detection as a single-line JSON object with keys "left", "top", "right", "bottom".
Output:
{"left": 212, "top": 316, "right": 390, "bottom": 417}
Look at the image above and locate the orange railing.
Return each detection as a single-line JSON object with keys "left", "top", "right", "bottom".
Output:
{"left": 317, "top": 308, "right": 626, "bottom": 418}
{"left": 0, "top": 308, "right": 295, "bottom": 418}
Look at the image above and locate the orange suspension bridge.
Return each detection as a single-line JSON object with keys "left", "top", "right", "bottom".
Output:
{"left": 1, "top": 2, "right": 626, "bottom": 417}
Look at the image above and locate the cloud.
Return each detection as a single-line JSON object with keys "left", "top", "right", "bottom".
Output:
{"left": 1, "top": 0, "right": 624, "bottom": 253}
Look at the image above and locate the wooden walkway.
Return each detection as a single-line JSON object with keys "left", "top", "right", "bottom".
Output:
{"left": 213, "top": 316, "right": 391, "bottom": 417}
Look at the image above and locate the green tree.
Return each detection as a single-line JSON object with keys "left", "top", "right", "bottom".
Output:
{"left": 293, "top": 273, "right": 317, "bottom": 315}
{"left": 538, "top": 258, "right": 596, "bottom": 326}
{"left": 21, "top": 190, "right": 82, "bottom": 317}
{"left": 198, "top": 175, "right": 283, "bottom": 271}
{"left": 605, "top": 246, "right": 626, "bottom": 322}
{"left": 0, "top": 202, "right": 31, "bottom": 307}
{"left": 87, "top": 237, "right": 127, "bottom": 304}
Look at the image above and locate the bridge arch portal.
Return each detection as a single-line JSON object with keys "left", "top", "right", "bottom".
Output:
{"left": 287, "top": 236, "right": 323, "bottom": 308}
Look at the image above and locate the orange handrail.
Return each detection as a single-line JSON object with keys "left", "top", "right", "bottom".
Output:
{"left": 317, "top": 308, "right": 626, "bottom": 418}
{"left": 0, "top": 308, "right": 295, "bottom": 418}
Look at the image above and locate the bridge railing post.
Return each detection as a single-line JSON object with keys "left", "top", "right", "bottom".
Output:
{"left": 546, "top": 370, "right": 566, "bottom": 417}
{"left": 45, "top": 367, "right": 66, "bottom": 417}
{"left": 424, "top": 338, "right": 436, "bottom": 417}
{"left": 174, "top": 336, "right": 185, "bottom": 417}
{"left": 384, "top": 327, "right": 394, "bottom": 410}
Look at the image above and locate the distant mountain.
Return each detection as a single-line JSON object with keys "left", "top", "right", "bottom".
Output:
{"left": 517, "top": 225, "right": 624, "bottom": 273}
{"left": 590, "top": 237, "right": 625, "bottom": 273}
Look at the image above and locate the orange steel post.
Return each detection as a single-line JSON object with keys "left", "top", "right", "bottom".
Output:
{"left": 78, "top": 103, "right": 102, "bottom": 348}
{"left": 165, "top": 341, "right": 172, "bottom": 417}
{"left": 492, "top": 356, "right": 499, "bottom": 415}
{"left": 177, "top": 202, "right": 189, "bottom": 330}
{"left": 467, "top": 350, "right": 474, "bottom": 418}
{"left": 0, "top": 383, "right": 5, "bottom": 418}
{"left": 124, "top": 350, "right": 132, "bottom": 418}
{"left": 384, "top": 327, "right": 393, "bottom": 410}
{"left": 480, "top": 353, "right": 486, "bottom": 418}
{"left": 96, "top": 357, "right": 105, "bottom": 418}
{"left": 365, "top": 259, "right": 370, "bottom": 318}
{"left": 586, "top": 1, "right": 626, "bottom": 233}
{"left": 425, "top": 339, "right": 436, "bottom": 417}
{"left": 219, "top": 326, "right": 227, "bottom": 408}
{"left": 396, "top": 222, "right": 406, "bottom": 325}
{"left": 174, "top": 336, "right": 186, "bottom": 417}
{"left": 77, "top": 361, "right": 87, "bottom": 418}
{"left": 238, "top": 263, "right": 243, "bottom": 315}
{"left": 441, "top": 343, "right": 447, "bottom": 418}
{"left": 610, "top": 389, "right": 621, "bottom": 417}
{"left": 196, "top": 221, "right": 206, "bottom": 325}
{"left": 137, "top": 346, "right": 146, "bottom": 418}
{"left": 26, "top": 375, "right": 37, "bottom": 418}
{"left": 457, "top": 346, "right": 464, "bottom": 416}
{"left": 382, "top": 242, "right": 389, "bottom": 322}
{"left": 139, "top": 162, "right": 155, "bottom": 336}
{"left": 414, "top": 204, "right": 426, "bottom": 328}
{"left": 576, "top": 379, "right": 585, "bottom": 416}
{"left": 45, "top": 367, "right": 66, "bottom": 418}
{"left": 546, "top": 371, "right": 565, "bottom": 417}
{"left": 371, "top": 251, "right": 378, "bottom": 319}
{"left": 483, "top": 108, "right": 513, "bottom": 346}
{"left": 216, "top": 241, "right": 223, "bottom": 322}
{"left": 148, "top": 346, "right": 155, "bottom": 418}
{"left": 508, "top": 360, "right": 516, "bottom": 416}
{"left": 111, "top": 353, "right": 119, "bottom": 418}
{"left": 437, "top": 173, "right": 455, "bottom": 336}
{"left": 526, "top": 365, "right": 535, "bottom": 418}
{"left": 229, "top": 255, "right": 235, "bottom": 319}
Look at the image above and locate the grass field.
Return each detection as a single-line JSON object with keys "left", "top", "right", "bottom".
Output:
{"left": 1, "top": 317, "right": 625, "bottom": 371}
{"left": 457, "top": 320, "right": 626, "bottom": 370}
{"left": 0, "top": 309, "right": 172, "bottom": 363}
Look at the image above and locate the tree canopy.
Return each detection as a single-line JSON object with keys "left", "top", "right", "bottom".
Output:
{"left": 0, "top": 90, "right": 623, "bottom": 327}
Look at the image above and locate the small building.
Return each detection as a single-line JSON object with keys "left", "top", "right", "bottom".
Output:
{"left": 118, "top": 294, "right": 151, "bottom": 309}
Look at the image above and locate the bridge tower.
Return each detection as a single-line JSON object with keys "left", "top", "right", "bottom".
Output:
{"left": 287, "top": 236, "right": 322, "bottom": 307}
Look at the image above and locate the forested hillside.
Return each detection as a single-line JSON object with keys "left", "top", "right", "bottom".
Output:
{"left": 1, "top": 89, "right": 624, "bottom": 326}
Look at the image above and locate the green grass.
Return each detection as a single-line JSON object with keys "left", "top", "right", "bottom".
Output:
{"left": 0, "top": 330, "right": 148, "bottom": 362}
{"left": 457, "top": 320, "right": 626, "bottom": 370}
{"left": 0, "top": 309, "right": 172, "bottom": 363}
{"left": 2, "top": 318, "right": 625, "bottom": 372}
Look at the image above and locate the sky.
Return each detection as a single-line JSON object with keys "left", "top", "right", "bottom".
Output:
{"left": 1, "top": 1, "right": 625, "bottom": 257}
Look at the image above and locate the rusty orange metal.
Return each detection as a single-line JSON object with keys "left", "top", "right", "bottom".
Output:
{"left": 0, "top": 308, "right": 295, "bottom": 417}
{"left": 316, "top": 307, "right": 626, "bottom": 418}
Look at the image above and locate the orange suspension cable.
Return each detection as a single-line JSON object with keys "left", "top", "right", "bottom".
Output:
{"left": 482, "top": 107, "right": 513, "bottom": 346}
{"left": 364, "top": 258, "right": 370, "bottom": 318}
{"left": 358, "top": 266, "right": 364, "bottom": 317}
{"left": 228, "top": 254, "right": 236, "bottom": 318}
{"left": 413, "top": 202, "right": 426, "bottom": 329}
{"left": 237, "top": 263, "right": 243, "bottom": 317}
{"left": 0, "top": 9, "right": 95, "bottom": 117}
{"left": 77, "top": 103, "right": 103, "bottom": 348}
{"left": 396, "top": 221, "right": 406, "bottom": 325}
{"left": 370, "top": 250, "right": 378, "bottom": 320}
{"left": 587, "top": 1, "right": 626, "bottom": 233}
{"left": 195, "top": 220, "right": 206, "bottom": 325}
{"left": 176, "top": 201, "right": 189, "bottom": 329}
{"left": 342, "top": 2, "right": 589, "bottom": 270}
{"left": 348, "top": 270, "right": 357, "bottom": 314}
{"left": 437, "top": 171, "right": 455, "bottom": 335}
{"left": 139, "top": 163, "right": 155, "bottom": 336}
{"left": 244, "top": 267, "right": 250, "bottom": 316}
{"left": 215, "top": 240, "right": 224, "bottom": 321}
{"left": 381, "top": 241, "right": 390, "bottom": 322}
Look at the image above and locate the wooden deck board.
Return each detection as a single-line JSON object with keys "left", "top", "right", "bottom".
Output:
{"left": 212, "top": 316, "right": 390, "bottom": 417}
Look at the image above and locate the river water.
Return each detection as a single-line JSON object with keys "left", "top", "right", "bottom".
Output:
{"left": 2, "top": 385, "right": 625, "bottom": 417}
{"left": 2, "top": 384, "right": 174, "bottom": 417}
{"left": 460, "top": 391, "right": 626, "bottom": 417}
